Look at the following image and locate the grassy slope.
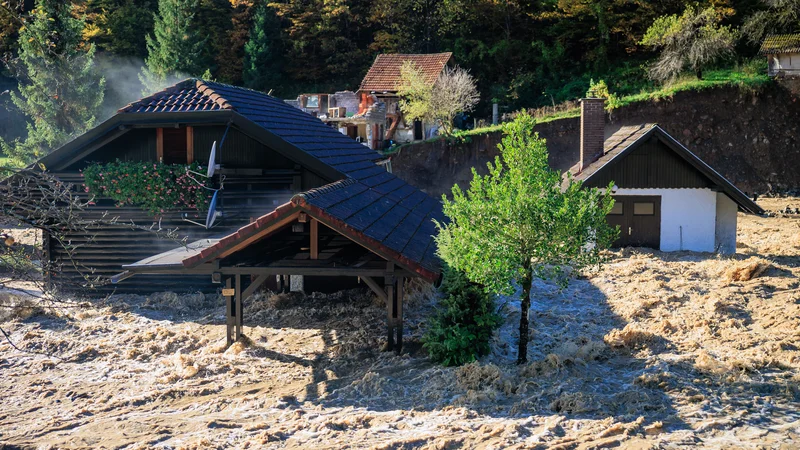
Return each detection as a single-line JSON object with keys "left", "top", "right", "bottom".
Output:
{"left": 389, "top": 67, "right": 772, "bottom": 152}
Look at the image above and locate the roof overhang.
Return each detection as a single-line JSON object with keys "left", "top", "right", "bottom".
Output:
{"left": 36, "top": 110, "right": 346, "bottom": 183}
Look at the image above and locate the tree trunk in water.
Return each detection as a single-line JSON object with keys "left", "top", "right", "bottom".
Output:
{"left": 517, "top": 274, "right": 532, "bottom": 364}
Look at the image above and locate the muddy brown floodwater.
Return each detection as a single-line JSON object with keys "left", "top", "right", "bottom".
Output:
{"left": 2, "top": 198, "right": 800, "bottom": 449}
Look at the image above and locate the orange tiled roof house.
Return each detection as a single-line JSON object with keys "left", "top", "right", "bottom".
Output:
{"left": 357, "top": 53, "right": 453, "bottom": 147}
{"left": 287, "top": 53, "right": 453, "bottom": 150}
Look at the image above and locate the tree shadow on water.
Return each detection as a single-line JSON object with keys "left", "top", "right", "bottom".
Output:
{"left": 236, "top": 280, "right": 689, "bottom": 436}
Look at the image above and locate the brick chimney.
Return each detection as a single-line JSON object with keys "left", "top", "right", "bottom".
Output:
{"left": 579, "top": 98, "right": 606, "bottom": 171}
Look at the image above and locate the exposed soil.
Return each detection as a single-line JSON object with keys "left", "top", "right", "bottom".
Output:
{"left": 2, "top": 198, "right": 800, "bottom": 449}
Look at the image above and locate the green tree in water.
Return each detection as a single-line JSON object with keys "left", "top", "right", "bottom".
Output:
{"left": 435, "top": 113, "right": 617, "bottom": 364}
{"left": 140, "top": 0, "right": 207, "bottom": 93}
{"left": 2, "top": 0, "right": 105, "bottom": 165}
{"left": 243, "top": 2, "right": 283, "bottom": 94}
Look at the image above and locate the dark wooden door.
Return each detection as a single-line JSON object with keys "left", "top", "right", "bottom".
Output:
{"left": 606, "top": 195, "right": 661, "bottom": 248}
{"left": 413, "top": 120, "right": 423, "bottom": 140}
{"left": 163, "top": 127, "right": 188, "bottom": 164}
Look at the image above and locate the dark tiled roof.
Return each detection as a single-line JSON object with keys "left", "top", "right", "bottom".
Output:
{"left": 114, "top": 79, "right": 443, "bottom": 279}
{"left": 119, "top": 79, "right": 382, "bottom": 179}
{"left": 120, "top": 82, "right": 231, "bottom": 113}
{"left": 169, "top": 175, "right": 444, "bottom": 280}
{"left": 359, "top": 53, "right": 452, "bottom": 93}
{"left": 298, "top": 176, "right": 444, "bottom": 277}
{"left": 759, "top": 34, "right": 800, "bottom": 55}
{"left": 568, "top": 124, "right": 763, "bottom": 215}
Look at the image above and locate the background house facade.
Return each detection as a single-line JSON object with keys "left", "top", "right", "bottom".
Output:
{"left": 761, "top": 34, "right": 800, "bottom": 77}
{"left": 570, "top": 98, "right": 762, "bottom": 253}
{"left": 286, "top": 53, "right": 453, "bottom": 150}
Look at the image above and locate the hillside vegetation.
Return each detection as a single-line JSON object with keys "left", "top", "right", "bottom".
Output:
{"left": 428, "top": 62, "right": 773, "bottom": 146}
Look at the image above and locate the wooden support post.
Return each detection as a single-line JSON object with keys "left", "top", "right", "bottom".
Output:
{"left": 310, "top": 219, "right": 319, "bottom": 260}
{"left": 156, "top": 128, "right": 164, "bottom": 162}
{"left": 362, "top": 276, "right": 388, "bottom": 303}
{"left": 235, "top": 274, "right": 243, "bottom": 341}
{"left": 384, "top": 262, "right": 396, "bottom": 352}
{"left": 225, "top": 277, "right": 234, "bottom": 346}
{"left": 186, "top": 126, "right": 194, "bottom": 163}
{"left": 396, "top": 276, "right": 404, "bottom": 354}
{"left": 242, "top": 274, "right": 268, "bottom": 299}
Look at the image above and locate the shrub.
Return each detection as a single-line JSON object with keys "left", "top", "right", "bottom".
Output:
{"left": 586, "top": 79, "right": 622, "bottom": 110}
{"left": 422, "top": 267, "right": 501, "bottom": 366}
{"left": 83, "top": 160, "right": 212, "bottom": 215}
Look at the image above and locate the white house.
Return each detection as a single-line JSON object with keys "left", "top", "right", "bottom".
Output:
{"left": 568, "top": 98, "right": 763, "bottom": 254}
{"left": 760, "top": 34, "right": 800, "bottom": 77}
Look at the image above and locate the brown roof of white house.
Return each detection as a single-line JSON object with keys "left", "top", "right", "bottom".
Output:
{"left": 359, "top": 53, "right": 453, "bottom": 93}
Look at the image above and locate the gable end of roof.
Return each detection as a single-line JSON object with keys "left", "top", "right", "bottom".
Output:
{"left": 573, "top": 125, "right": 764, "bottom": 215}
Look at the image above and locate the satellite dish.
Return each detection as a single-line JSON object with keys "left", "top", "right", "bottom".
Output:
{"left": 205, "top": 191, "right": 221, "bottom": 229}
{"left": 207, "top": 141, "right": 218, "bottom": 178}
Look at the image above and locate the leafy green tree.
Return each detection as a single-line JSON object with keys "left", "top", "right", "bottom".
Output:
{"left": 398, "top": 62, "right": 479, "bottom": 135}
{"left": 743, "top": 0, "right": 800, "bottom": 44}
{"left": 214, "top": 0, "right": 255, "bottom": 85}
{"left": 2, "top": 0, "right": 105, "bottom": 164}
{"left": 435, "top": 113, "right": 617, "bottom": 364}
{"left": 84, "top": 0, "right": 156, "bottom": 59}
{"left": 195, "top": 0, "right": 233, "bottom": 81}
{"left": 243, "top": 2, "right": 283, "bottom": 93}
{"left": 140, "top": 0, "right": 208, "bottom": 92}
{"left": 641, "top": 6, "right": 738, "bottom": 81}
{"left": 0, "top": 1, "right": 24, "bottom": 57}
{"left": 397, "top": 61, "right": 433, "bottom": 123}
{"left": 270, "top": 0, "right": 373, "bottom": 91}
{"left": 422, "top": 266, "right": 502, "bottom": 366}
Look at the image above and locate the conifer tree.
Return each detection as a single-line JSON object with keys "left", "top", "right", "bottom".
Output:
{"left": 140, "top": 0, "right": 207, "bottom": 92}
{"left": 2, "top": 0, "right": 105, "bottom": 165}
{"left": 242, "top": 2, "right": 283, "bottom": 94}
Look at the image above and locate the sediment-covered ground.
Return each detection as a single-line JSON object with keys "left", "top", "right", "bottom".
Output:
{"left": 2, "top": 198, "right": 800, "bottom": 449}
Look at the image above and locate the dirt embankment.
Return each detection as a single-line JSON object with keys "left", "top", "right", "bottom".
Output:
{"left": 2, "top": 198, "right": 800, "bottom": 449}
{"left": 391, "top": 82, "right": 800, "bottom": 198}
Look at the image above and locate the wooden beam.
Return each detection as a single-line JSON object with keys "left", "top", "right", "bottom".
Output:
{"left": 361, "top": 276, "right": 387, "bottom": 302}
{"left": 242, "top": 274, "right": 268, "bottom": 299}
{"left": 396, "top": 276, "right": 404, "bottom": 353}
{"left": 235, "top": 274, "right": 242, "bottom": 341}
{"left": 186, "top": 126, "right": 194, "bottom": 163}
{"left": 156, "top": 128, "right": 164, "bottom": 162}
{"left": 126, "top": 265, "right": 418, "bottom": 278}
{"left": 310, "top": 219, "right": 319, "bottom": 260}
{"left": 384, "top": 262, "right": 396, "bottom": 352}
{"left": 215, "top": 211, "right": 300, "bottom": 260}
{"left": 225, "top": 277, "right": 233, "bottom": 346}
